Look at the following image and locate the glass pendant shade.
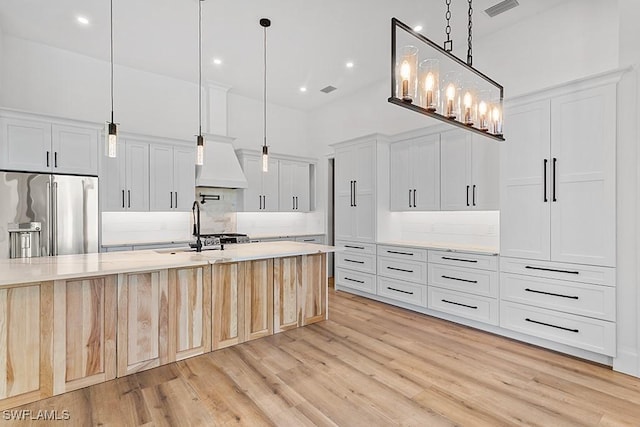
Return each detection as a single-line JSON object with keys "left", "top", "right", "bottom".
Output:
{"left": 389, "top": 18, "right": 504, "bottom": 141}
{"left": 196, "top": 135, "right": 204, "bottom": 166}
{"left": 106, "top": 122, "right": 117, "bottom": 158}
{"left": 262, "top": 145, "right": 269, "bottom": 172}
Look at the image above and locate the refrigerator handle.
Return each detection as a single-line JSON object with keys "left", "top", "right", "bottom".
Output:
{"left": 46, "top": 180, "right": 52, "bottom": 256}
{"left": 52, "top": 181, "right": 58, "bottom": 256}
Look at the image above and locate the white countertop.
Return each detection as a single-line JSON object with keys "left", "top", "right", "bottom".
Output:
{"left": 0, "top": 241, "right": 336, "bottom": 287}
{"left": 377, "top": 240, "right": 499, "bottom": 256}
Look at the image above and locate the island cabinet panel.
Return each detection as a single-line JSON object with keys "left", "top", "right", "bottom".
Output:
{"left": 52, "top": 276, "right": 117, "bottom": 394}
{"left": 167, "top": 266, "right": 212, "bottom": 362}
{"left": 0, "top": 282, "right": 53, "bottom": 410}
{"left": 274, "top": 257, "right": 301, "bottom": 333}
{"left": 212, "top": 262, "right": 246, "bottom": 350}
{"left": 117, "top": 270, "right": 170, "bottom": 377}
{"left": 244, "top": 259, "right": 274, "bottom": 341}
{"left": 299, "top": 254, "right": 327, "bottom": 326}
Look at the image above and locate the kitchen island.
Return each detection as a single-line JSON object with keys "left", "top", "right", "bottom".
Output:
{"left": 0, "top": 241, "right": 334, "bottom": 410}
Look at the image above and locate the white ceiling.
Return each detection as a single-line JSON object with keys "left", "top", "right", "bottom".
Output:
{"left": 0, "top": 0, "right": 570, "bottom": 111}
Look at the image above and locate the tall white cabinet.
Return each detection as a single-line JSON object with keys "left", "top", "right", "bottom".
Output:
{"left": 149, "top": 144, "right": 195, "bottom": 211}
{"left": 101, "top": 138, "right": 150, "bottom": 212}
{"left": 500, "top": 83, "right": 616, "bottom": 267}
{"left": 279, "top": 161, "right": 310, "bottom": 212}
{"left": 389, "top": 134, "right": 440, "bottom": 211}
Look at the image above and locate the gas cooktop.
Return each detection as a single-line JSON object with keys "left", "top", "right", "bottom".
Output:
{"left": 190, "top": 233, "right": 251, "bottom": 250}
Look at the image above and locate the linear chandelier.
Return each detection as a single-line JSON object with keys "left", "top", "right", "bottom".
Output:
{"left": 389, "top": 0, "right": 504, "bottom": 141}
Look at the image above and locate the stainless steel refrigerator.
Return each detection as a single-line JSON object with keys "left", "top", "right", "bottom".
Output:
{"left": 0, "top": 171, "right": 98, "bottom": 259}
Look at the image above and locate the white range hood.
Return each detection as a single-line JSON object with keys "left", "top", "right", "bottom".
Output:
{"left": 195, "top": 134, "right": 248, "bottom": 188}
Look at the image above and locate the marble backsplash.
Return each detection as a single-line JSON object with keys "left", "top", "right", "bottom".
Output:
{"left": 196, "top": 187, "right": 237, "bottom": 234}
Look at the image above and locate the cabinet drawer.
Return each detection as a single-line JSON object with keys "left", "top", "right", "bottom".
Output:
{"left": 296, "top": 235, "right": 325, "bottom": 244}
{"left": 336, "top": 269, "right": 376, "bottom": 294}
{"left": 429, "top": 250, "right": 498, "bottom": 271}
{"left": 377, "top": 257, "right": 427, "bottom": 284}
{"left": 429, "top": 264, "right": 498, "bottom": 297}
{"left": 377, "top": 277, "right": 427, "bottom": 308}
{"left": 428, "top": 287, "right": 498, "bottom": 325}
{"left": 500, "top": 257, "right": 615, "bottom": 286}
{"left": 500, "top": 273, "right": 615, "bottom": 321}
{"left": 335, "top": 240, "right": 377, "bottom": 255}
{"left": 336, "top": 252, "right": 376, "bottom": 274}
{"left": 500, "top": 301, "right": 616, "bottom": 356}
{"left": 377, "top": 245, "right": 428, "bottom": 262}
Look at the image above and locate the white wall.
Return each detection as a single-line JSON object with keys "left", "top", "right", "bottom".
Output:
{"left": 228, "top": 92, "right": 311, "bottom": 157}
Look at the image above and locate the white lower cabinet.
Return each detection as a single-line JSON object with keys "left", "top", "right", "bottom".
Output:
{"left": 428, "top": 264, "right": 498, "bottom": 298}
{"left": 336, "top": 269, "right": 376, "bottom": 294}
{"left": 428, "top": 287, "right": 499, "bottom": 325}
{"left": 499, "top": 256, "right": 616, "bottom": 356}
{"left": 377, "top": 276, "right": 427, "bottom": 307}
{"left": 500, "top": 301, "right": 616, "bottom": 356}
{"left": 335, "top": 240, "right": 377, "bottom": 296}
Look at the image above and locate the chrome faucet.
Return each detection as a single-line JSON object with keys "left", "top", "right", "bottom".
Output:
{"left": 192, "top": 201, "right": 202, "bottom": 252}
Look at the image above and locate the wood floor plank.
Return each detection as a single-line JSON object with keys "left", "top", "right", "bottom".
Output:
{"left": 6, "top": 289, "right": 640, "bottom": 426}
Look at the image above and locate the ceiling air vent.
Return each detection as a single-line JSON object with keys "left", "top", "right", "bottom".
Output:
{"left": 484, "top": 0, "right": 519, "bottom": 17}
{"left": 320, "top": 85, "right": 337, "bottom": 94}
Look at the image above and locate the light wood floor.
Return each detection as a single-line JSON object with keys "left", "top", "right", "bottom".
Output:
{"left": 8, "top": 289, "right": 640, "bottom": 426}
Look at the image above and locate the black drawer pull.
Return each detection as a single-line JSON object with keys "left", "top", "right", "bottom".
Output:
{"left": 303, "top": 239, "right": 315, "bottom": 242}
{"left": 525, "top": 318, "right": 579, "bottom": 333}
{"left": 442, "top": 275, "right": 478, "bottom": 284}
{"left": 525, "top": 266, "right": 579, "bottom": 275}
{"left": 387, "top": 250, "right": 414, "bottom": 256}
{"left": 344, "top": 277, "right": 364, "bottom": 284}
{"left": 441, "top": 256, "right": 478, "bottom": 263}
{"left": 387, "top": 266, "right": 414, "bottom": 273}
{"left": 387, "top": 287, "right": 414, "bottom": 295}
{"left": 525, "top": 288, "right": 579, "bottom": 299}
{"left": 442, "top": 299, "right": 477, "bottom": 310}
{"left": 345, "top": 245, "right": 365, "bottom": 250}
{"left": 344, "top": 259, "right": 365, "bottom": 264}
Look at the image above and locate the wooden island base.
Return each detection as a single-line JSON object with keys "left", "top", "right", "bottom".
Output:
{"left": 0, "top": 253, "right": 327, "bottom": 410}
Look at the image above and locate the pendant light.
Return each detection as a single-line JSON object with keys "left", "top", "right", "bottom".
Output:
{"left": 106, "top": 0, "right": 118, "bottom": 158}
{"left": 195, "top": 0, "right": 205, "bottom": 166}
{"left": 260, "top": 18, "right": 271, "bottom": 173}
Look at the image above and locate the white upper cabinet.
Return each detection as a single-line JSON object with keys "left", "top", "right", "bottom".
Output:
{"left": 0, "top": 115, "right": 98, "bottom": 175}
{"left": 334, "top": 138, "right": 378, "bottom": 243}
{"left": 390, "top": 134, "right": 440, "bottom": 211}
{"left": 237, "top": 152, "right": 279, "bottom": 212}
{"left": 440, "top": 130, "right": 499, "bottom": 211}
{"left": 101, "top": 138, "right": 149, "bottom": 212}
{"left": 149, "top": 145, "right": 195, "bottom": 212}
{"left": 279, "top": 161, "right": 310, "bottom": 212}
{"left": 500, "top": 83, "right": 616, "bottom": 267}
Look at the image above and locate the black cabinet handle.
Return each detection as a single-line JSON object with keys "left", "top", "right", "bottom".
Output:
{"left": 46, "top": 151, "right": 50, "bottom": 167}
{"left": 409, "top": 189, "right": 412, "bottom": 208}
{"left": 175, "top": 192, "right": 178, "bottom": 208}
{"left": 525, "top": 265, "right": 579, "bottom": 275}
{"left": 413, "top": 189, "right": 417, "bottom": 208}
{"left": 263, "top": 195, "right": 266, "bottom": 210}
{"left": 303, "top": 239, "right": 314, "bottom": 242}
{"left": 54, "top": 152, "right": 58, "bottom": 168}
{"left": 345, "top": 245, "right": 365, "bottom": 250}
{"left": 122, "top": 190, "right": 125, "bottom": 208}
{"left": 387, "top": 287, "right": 414, "bottom": 295}
{"left": 387, "top": 250, "right": 414, "bottom": 256}
{"left": 128, "top": 190, "right": 131, "bottom": 208}
{"left": 466, "top": 185, "right": 470, "bottom": 207}
{"left": 442, "top": 299, "right": 477, "bottom": 309}
{"left": 344, "top": 259, "right": 364, "bottom": 264}
{"left": 441, "top": 256, "right": 478, "bottom": 263}
{"left": 295, "top": 196, "right": 298, "bottom": 210}
{"left": 344, "top": 277, "right": 365, "bottom": 284}
{"left": 543, "top": 159, "right": 548, "bottom": 202}
{"left": 387, "top": 266, "right": 414, "bottom": 273}
{"left": 441, "top": 275, "right": 478, "bottom": 284}
{"left": 350, "top": 181, "right": 354, "bottom": 207}
{"left": 525, "top": 318, "right": 578, "bottom": 333}
{"left": 170, "top": 192, "right": 173, "bottom": 208}
{"left": 293, "top": 196, "right": 295, "bottom": 210}
{"left": 525, "top": 288, "right": 579, "bottom": 299}
{"left": 353, "top": 181, "right": 357, "bottom": 207}
{"left": 552, "top": 158, "right": 557, "bottom": 202}
{"left": 472, "top": 185, "right": 476, "bottom": 206}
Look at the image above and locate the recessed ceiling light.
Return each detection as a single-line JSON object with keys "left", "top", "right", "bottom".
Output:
{"left": 299, "top": 87, "right": 307, "bottom": 93}
{"left": 413, "top": 25, "right": 423, "bottom": 32}
{"left": 213, "top": 58, "right": 222, "bottom": 65}
{"left": 346, "top": 61, "right": 354, "bottom": 69}
{"left": 76, "top": 16, "right": 90, "bottom": 25}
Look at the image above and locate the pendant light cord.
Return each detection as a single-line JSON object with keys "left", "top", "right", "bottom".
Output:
{"left": 263, "top": 24, "right": 267, "bottom": 147}
{"left": 198, "top": 0, "right": 202, "bottom": 136}
{"left": 110, "top": 0, "right": 114, "bottom": 123}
